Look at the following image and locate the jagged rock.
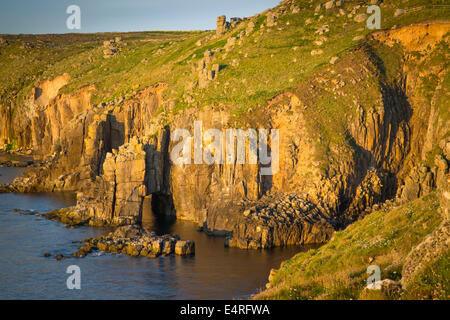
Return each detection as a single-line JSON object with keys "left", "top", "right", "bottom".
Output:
{"left": 353, "top": 35, "right": 365, "bottom": 41}
{"left": 224, "top": 37, "right": 237, "bottom": 51}
{"left": 230, "top": 17, "right": 242, "bottom": 28}
{"left": 402, "top": 218, "right": 450, "bottom": 287}
{"left": 112, "top": 225, "right": 143, "bottom": 238}
{"left": 246, "top": 21, "right": 256, "bottom": 34}
{"left": 325, "top": 1, "right": 335, "bottom": 10}
{"left": 73, "top": 226, "right": 192, "bottom": 258}
{"left": 162, "top": 239, "right": 176, "bottom": 255}
{"left": 400, "top": 166, "right": 436, "bottom": 202}
{"left": 316, "top": 25, "right": 329, "bottom": 35}
{"left": 439, "top": 137, "right": 450, "bottom": 160}
{"left": 204, "top": 49, "right": 214, "bottom": 64}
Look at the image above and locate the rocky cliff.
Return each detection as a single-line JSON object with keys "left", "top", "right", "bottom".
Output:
{"left": 1, "top": 1, "right": 449, "bottom": 252}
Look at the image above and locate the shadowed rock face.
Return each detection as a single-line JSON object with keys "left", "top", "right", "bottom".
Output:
{"left": 3, "top": 22, "right": 449, "bottom": 249}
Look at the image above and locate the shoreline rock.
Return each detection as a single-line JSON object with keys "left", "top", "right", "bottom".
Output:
{"left": 73, "top": 225, "right": 195, "bottom": 258}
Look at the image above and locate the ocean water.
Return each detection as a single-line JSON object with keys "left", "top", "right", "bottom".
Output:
{"left": 0, "top": 167, "right": 312, "bottom": 300}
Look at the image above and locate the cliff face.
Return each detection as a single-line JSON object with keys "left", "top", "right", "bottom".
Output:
{"left": 1, "top": 9, "right": 448, "bottom": 249}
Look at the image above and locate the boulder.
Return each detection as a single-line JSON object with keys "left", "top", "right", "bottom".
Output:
{"left": 152, "top": 239, "right": 163, "bottom": 255}
{"left": 330, "top": 56, "right": 339, "bottom": 64}
{"left": 266, "top": 14, "right": 277, "bottom": 27}
{"left": 380, "top": 279, "right": 402, "bottom": 296}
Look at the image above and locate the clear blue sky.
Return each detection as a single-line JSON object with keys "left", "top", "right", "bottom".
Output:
{"left": 0, "top": 0, "right": 280, "bottom": 34}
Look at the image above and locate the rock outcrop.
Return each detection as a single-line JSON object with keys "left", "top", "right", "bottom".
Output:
{"left": 73, "top": 225, "right": 195, "bottom": 258}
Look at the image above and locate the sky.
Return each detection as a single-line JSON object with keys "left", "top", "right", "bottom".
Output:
{"left": 0, "top": 0, "right": 281, "bottom": 34}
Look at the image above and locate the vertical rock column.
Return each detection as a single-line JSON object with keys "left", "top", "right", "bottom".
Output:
{"left": 216, "top": 15, "right": 229, "bottom": 35}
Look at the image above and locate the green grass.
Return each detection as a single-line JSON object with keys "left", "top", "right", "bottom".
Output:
{"left": 402, "top": 252, "right": 450, "bottom": 300}
{"left": 256, "top": 193, "right": 444, "bottom": 300}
